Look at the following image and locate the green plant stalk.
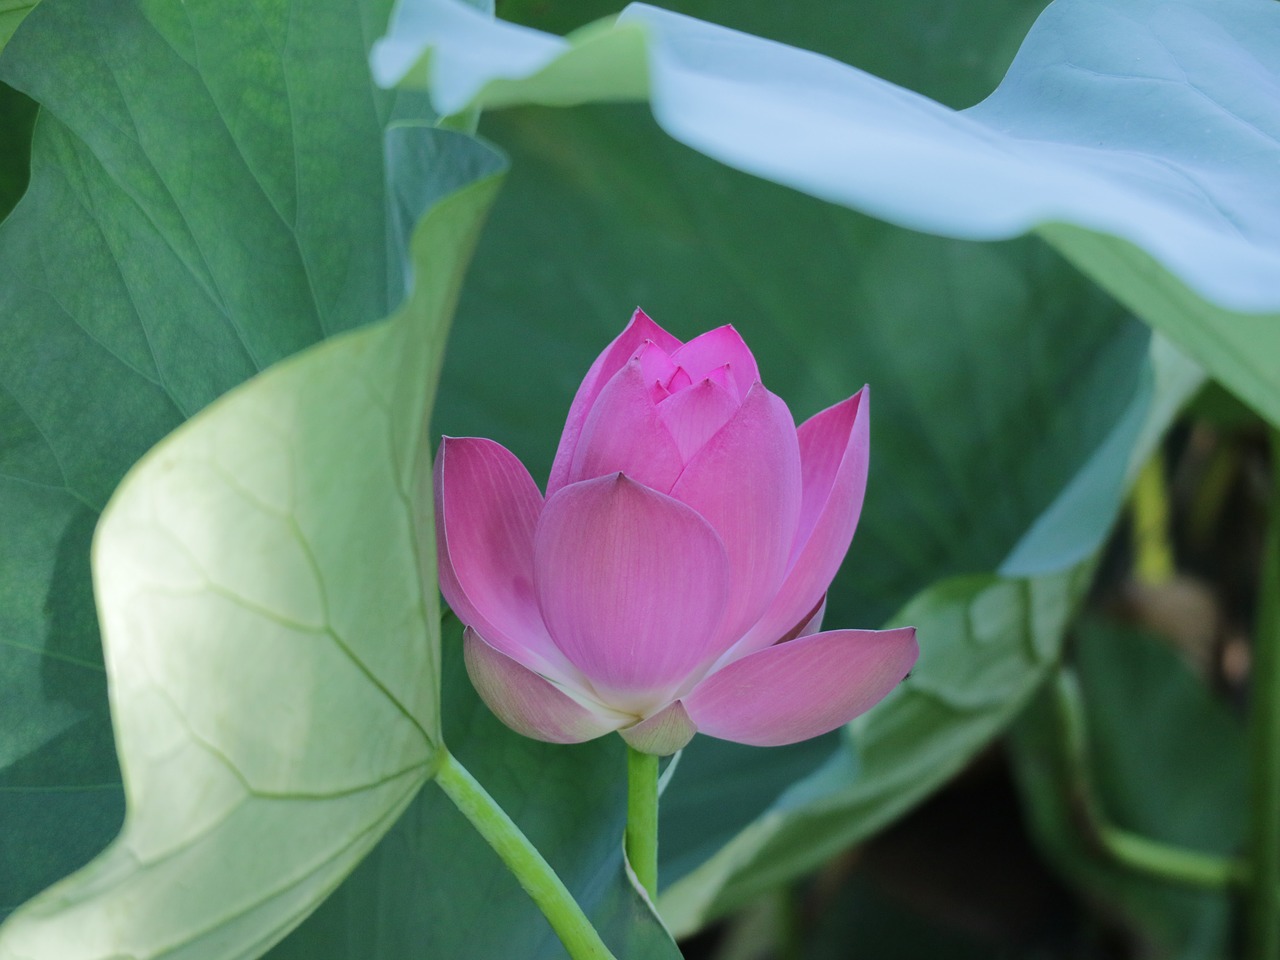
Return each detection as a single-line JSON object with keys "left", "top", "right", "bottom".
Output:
{"left": 1247, "top": 426, "right": 1280, "bottom": 960}
{"left": 626, "top": 746, "right": 660, "bottom": 900}
{"left": 434, "top": 750, "right": 618, "bottom": 960}
{"left": 1053, "top": 669, "right": 1243, "bottom": 891}
{"left": 1131, "top": 453, "right": 1176, "bottom": 586}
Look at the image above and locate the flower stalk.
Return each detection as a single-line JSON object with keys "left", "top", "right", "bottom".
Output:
{"left": 434, "top": 750, "right": 617, "bottom": 960}
{"left": 1246, "top": 426, "right": 1280, "bottom": 960}
{"left": 626, "top": 745, "right": 661, "bottom": 900}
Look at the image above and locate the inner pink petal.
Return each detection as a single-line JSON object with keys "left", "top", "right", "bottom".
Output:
{"left": 632, "top": 339, "right": 679, "bottom": 386}
{"left": 665, "top": 366, "right": 693, "bottom": 394}
{"left": 656, "top": 378, "right": 740, "bottom": 462}
{"left": 533, "top": 474, "right": 731, "bottom": 711}
{"left": 547, "top": 309, "right": 683, "bottom": 498}
{"left": 669, "top": 385, "right": 803, "bottom": 653}
{"left": 568, "top": 360, "right": 685, "bottom": 494}
{"left": 669, "top": 326, "right": 761, "bottom": 402}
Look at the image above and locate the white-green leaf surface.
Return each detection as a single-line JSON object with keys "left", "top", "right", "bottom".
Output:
{"left": 373, "top": 0, "right": 1280, "bottom": 424}
{"left": 0, "top": 134, "right": 506, "bottom": 960}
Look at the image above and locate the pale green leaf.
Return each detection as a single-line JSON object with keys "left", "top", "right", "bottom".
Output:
{"left": 0, "top": 134, "right": 506, "bottom": 960}
{"left": 0, "top": 0, "right": 444, "bottom": 914}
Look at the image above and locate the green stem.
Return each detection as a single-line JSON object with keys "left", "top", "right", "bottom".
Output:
{"left": 434, "top": 751, "right": 617, "bottom": 960}
{"left": 1131, "top": 453, "right": 1176, "bottom": 586}
{"left": 626, "top": 746, "right": 660, "bottom": 900}
{"left": 1099, "top": 820, "right": 1243, "bottom": 889}
{"left": 1247, "top": 426, "right": 1280, "bottom": 960}
{"left": 1053, "top": 669, "right": 1243, "bottom": 891}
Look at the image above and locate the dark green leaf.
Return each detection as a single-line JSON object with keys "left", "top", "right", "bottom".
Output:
{"left": 0, "top": 0, "right": 457, "bottom": 920}
{"left": 1009, "top": 621, "right": 1247, "bottom": 959}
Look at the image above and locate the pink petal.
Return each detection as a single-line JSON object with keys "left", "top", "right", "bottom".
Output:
{"left": 633, "top": 340, "right": 680, "bottom": 402}
{"left": 669, "top": 384, "right": 802, "bottom": 651}
{"left": 779, "top": 596, "right": 826, "bottom": 644}
{"left": 684, "top": 627, "right": 918, "bottom": 747}
{"left": 534, "top": 474, "right": 730, "bottom": 709}
{"left": 724, "top": 389, "right": 870, "bottom": 661}
{"left": 464, "top": 628, "right": 628, "bottom": 744}
{"left": 568, "top": 360, "right": 685, "bottom": 494}
{"left": 795, "top": 388, "right": 870, "bottom": 556}
{"left": 669, "top": 326, "right": 761, "bottom": 402}
{"left": 665, "top": 367, "right": 693, "bottom": 393}
{"left": 548, "top": 309, "right": 682, "bottom": 496}
{"left": 656, "top": 378, "right": 740, "bottom": 462}
{"left": 435, "top": 437, "right": 568, "bottom": 675}
{"left": 619, "top": 700, "right": 697, "bottom": 756}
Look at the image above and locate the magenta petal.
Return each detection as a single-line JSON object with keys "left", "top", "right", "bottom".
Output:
{"left": 569, "top": 361, "right": 685, "bottom": 493}
{"left": 534, "top": 474, "right": 730, "bottom": 707}
{"left": 669, "top": 325, "right": 761, "bottom": 402}
{"left": 780, "top": 596, "right": 826, "bottom": 644}
{"left": 633, "top": 340, "right": 680, "bottom": 400}
{"left": 464, "top": 628, "right": 627, "bottom": 744}
{"left": 795, "top": 388, "right": 870, "bottom": 554}
{"left": 619, "top": 700, "right": 697, "bottom": 756}
{"left": 726, "top": 389, "right": 870, "bottom": 660}
{"left": 547, "top": 309, "right": 683, "bottom": 497}
{"left": 435, "top": 437, "right": 566, "bottom": 675}
{"left": 666, "top": 366, "right": 693, "bottom": 393}
{"left": 657, "top": 378, "right": 739, "bottom": 462}
{"left": 684, "top": 627, "right": 918, "bottom": 747}
{"left": 669, "top": 384, "right": 802, "bottom": 650}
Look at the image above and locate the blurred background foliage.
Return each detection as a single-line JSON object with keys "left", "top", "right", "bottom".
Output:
{"left": 0, "top": 0, "right": 1273, "bottom": 956}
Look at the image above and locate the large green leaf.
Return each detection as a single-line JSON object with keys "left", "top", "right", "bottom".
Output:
{"left": 375, "top": 0, "right": 1280, "bottom": 426}
{"left": 0, "top": 137, "right": 506, "bottom": 960}
{"left": 423, "top": 86, "right": 1203, "bottom": 932}
{"left": 0, "top": 1, "right": 35, "bottom": 52}
{"left": 0, "top": 0, "right": 469, "bottom": 920}
{"left": 1009, "top": 621, "right": 1247, "bottom": 959}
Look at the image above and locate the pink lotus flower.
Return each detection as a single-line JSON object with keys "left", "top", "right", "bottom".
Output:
{"left": 434, "top": 310, "right": 918, "bottom": 755}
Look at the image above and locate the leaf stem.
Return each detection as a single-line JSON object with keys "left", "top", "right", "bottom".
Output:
{"left": 626, "top": 746, "right": 660, "bottom": 900}
{"left": 1247, "top": 426, "right": 1280, "bottom": 960}
{"left": 434, "top": 750, "right": 618, "bottom": 960}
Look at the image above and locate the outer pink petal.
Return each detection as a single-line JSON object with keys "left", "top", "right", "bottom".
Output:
{"left": 669, "top": 325, "right": 761, "bottom": 402}
{"left": 548, "top": 309, "right": 683, "bottom": 496}
{"left": 568, "top": 360, "right": 685, "bottom": 493}
{"left": 684, "top": 627, "right": 918, "bottom": 747}
{"left": 619, "top": 700, "right": 697, "bottom": 756}
{"left": 534, "top": 474, "right": 731, "bottom": 709}
{"left": 464, "top": 628, "right": 628, "bottom": 744}
{"left": 656, "top": 378, "right": 740, "bottom": 462}
{"left": 434, "top": 437, "right": 566, "bottom": 675}
{"left": 795, "top": 388, "right": 869, "bottom": 555}
{"left": 725, "top": 389, "right": 870, "bottom": 660}
{"left": 669, "top": 384, "right": 802, "bottom": 651}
